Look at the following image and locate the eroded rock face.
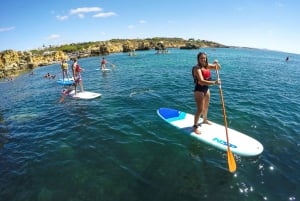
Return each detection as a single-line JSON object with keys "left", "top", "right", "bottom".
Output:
{"left": 1, "top": 38, "right": 227, "bottom": 79}
{"left": 0, "top": 50, "right": 67, "bottom": 79}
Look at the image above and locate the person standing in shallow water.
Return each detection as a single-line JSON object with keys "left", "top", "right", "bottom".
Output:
{"left": 192, "top": 52, "right": 221, "bottom": 134}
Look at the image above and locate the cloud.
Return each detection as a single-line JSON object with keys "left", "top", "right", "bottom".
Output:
{"left": 139, "top": 20, "right": 147, "bottom": 24}
{"left": 78, "top": 14, "right": 85, "bottom": 19}
{"left": 93, "top": 12, "right": 117, "bottom": 18}
{"left": 0, "top": 26, "right": 15, "bottom": 32}
{"left": 56, "top": 7, "right": 116, "bottom": 20}
{"left": 70, "top": 7, "right": 102, "bottom": 15}
{"left": 56, "top": 15, "right": 69, "bottom": 20}
{"left": 70, "top": 7, "right": 103, "bottom": 19}
{"left": 47, "top": 34, "right": 60, "bottom": 40}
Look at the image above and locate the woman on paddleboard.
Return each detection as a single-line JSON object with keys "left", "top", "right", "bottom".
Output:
{"left": 192, "top": 52, "right": 221, "bottom": 134}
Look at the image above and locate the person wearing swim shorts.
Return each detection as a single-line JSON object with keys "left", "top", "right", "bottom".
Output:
{"left": 61, "top": 60, "right": 69, "bottom": 81}
{"left": 192, "top": 52, "right": 221, "bottom": 134}
{"left": 101, "top": 57, "right": 107, "bottom": 70}
{"left": 72, "top": 58, "right": 84, "bottom": 95}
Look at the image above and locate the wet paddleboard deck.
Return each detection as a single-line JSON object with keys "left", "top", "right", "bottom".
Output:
{"left": 69, "top": 90, "right": 101, "bottom": 99}
{"left": 96, "top": 69, "right": 111, "bottom": 72}
{"left": 157, "top": 108, "right": 263, "bottom": 157}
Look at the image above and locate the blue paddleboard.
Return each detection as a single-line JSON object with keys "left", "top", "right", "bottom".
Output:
{"left": 57, "top": 78, "right": 74, "bottom": 85}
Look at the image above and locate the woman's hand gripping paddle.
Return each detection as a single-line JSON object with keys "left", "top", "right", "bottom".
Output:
{"left": 215, "top": 68, "right": 237, "bottom": 173}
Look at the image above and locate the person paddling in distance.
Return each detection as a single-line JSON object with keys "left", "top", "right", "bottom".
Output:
{"left": 71, "top": 58, "right": 84, "bottom": 95}
{"left": 192, "top": 52, "right": 221, "bottom": 134}
{"left": 100, "top": 57, "right": 115, "bottom": 70}
{"left": 100, "top": 57, "right": 107, "bottom": 70}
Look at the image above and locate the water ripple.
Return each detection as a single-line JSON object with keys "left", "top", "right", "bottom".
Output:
{"left": 0, "top": 48, "right": 300, "bottom": 201}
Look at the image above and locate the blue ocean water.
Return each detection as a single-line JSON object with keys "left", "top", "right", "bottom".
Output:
{"left": 0, "top": 48, "right": 299, "bottom": 201}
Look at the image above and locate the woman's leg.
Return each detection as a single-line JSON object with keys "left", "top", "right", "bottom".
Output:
{"left": 194, "top": 91, "right": 204, "bottom": 134}
{"left": 79, "top": 81, "right": 84, "bottom": 92}
{"left": 202, "top": 90, "right": 211, "bottom": 124}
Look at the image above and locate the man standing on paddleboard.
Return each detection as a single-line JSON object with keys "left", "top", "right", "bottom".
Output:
{"left": 101, "top": 57, "right": 107, "bottom": 70}
{"left": 72, "top": 58, "right": 84, "bottom": 95}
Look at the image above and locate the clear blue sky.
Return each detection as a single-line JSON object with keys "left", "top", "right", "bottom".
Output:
{"left": 1, "top": 0, "right": 299, "bottom": 54}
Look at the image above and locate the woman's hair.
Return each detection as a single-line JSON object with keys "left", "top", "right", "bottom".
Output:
{"left": 197, "top": 52, "right": 208, "bottom": 67}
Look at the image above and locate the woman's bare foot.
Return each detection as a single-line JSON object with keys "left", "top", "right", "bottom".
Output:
{"left": 202, "top": 120, "right": 212, "bottom": 125}
{"left": 193, "top": 125, "right": 201, "bottom": 134}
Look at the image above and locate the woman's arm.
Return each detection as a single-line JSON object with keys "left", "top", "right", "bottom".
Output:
{"left": 208, "top": 60, "right": 221, "bottom": 70}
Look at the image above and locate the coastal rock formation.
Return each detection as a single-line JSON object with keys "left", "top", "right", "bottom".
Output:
{"left": 89, "top": 42, "right": 123, "bottom": 56}
{"left": 0, "top": 50, "right": 67, "bottom": 79}
{"left": 0, "top": 37, "right": 228, "bottom": 79}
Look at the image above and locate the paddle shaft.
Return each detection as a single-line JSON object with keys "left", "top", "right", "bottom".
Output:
{"left": 216, "top": 70, "right": 230, "bottom": 146}
{"left": 216, "top": 70, "right": 237, "bottom": 173}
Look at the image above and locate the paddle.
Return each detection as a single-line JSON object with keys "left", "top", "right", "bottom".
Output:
{"left": 215, "top": 68, "right": 237, "bottom": 173}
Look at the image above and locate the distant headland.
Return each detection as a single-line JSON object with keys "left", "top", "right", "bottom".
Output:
{"left": 0, "top": 37, "right": 229, "bottom": 79}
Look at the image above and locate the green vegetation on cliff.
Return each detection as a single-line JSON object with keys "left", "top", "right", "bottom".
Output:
{"left": 29, "top": 37, "right": 227, "bottom": 54}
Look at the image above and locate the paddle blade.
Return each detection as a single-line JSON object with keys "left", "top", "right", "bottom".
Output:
{"left": 227, "top": 150, "right": 237, "bottom": 173}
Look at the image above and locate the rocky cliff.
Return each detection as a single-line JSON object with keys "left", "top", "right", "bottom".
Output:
{"left": 0, "top": 38, "right": 227, "bottom": 79}
{"left": 0, "top": 50, "right": 67, "bottom": 79}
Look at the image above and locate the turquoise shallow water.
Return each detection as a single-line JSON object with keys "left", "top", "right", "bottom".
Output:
{"left": 0, "top": 48, "right": 299, "bottom": 201}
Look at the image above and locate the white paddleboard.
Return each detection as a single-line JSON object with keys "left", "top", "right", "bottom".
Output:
{"left": 57, "top": 78, "right": 74, "bottom": 85}
{"left": 69, "top": 90, "right": 101, "bottom": 99}
{"left": 157, "top": 108, "right": 263, "bottom": 157}
{"left": 96, "top": 68, "right": 111, "bottom": 72}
